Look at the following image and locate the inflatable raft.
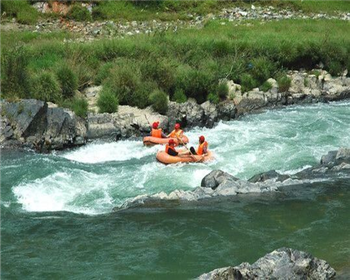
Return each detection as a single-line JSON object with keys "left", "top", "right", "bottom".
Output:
{"left": 156, "top": 151, "right": 213, "bottom": 164}
{"left": 143, "top": 135, "right": 189, "bottom": 146}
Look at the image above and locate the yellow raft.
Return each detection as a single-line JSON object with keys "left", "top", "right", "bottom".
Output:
{"left": 156, "top": 151, "right": 213, "bottom": 165}
{"left": 143, "top": 135, "right": 189, "bottom": 146}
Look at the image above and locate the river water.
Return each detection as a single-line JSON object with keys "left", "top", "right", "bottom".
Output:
{"left": 1, "top": 101, "right": 350, "bottom": 279}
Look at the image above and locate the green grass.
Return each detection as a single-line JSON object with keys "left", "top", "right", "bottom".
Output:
{"left": 1, "top": 19, "right": 350, "bottom": 107}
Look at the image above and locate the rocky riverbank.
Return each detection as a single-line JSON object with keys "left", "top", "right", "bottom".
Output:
{"left": 197, "top": 247, "right": 336, "bottom": 280}
{"left": 115, "top": 148, "right": 350, "bottom": 211}
{"left": 1, "top": 69, "right": 349, "bottom": 152}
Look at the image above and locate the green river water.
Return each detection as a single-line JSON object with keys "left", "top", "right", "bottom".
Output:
{"left": 1, "top": 101, "right": 350, "bottom": 279}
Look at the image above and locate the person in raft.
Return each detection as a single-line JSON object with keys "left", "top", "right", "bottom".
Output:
{"left": 189, "top": 135, "right": 208, "bottom": 156}
{"left": 150, "top": 122, "right": 167, "bottom": 138}
{"left": 165, "top": 139, "right": 189, "bottom": 157}
{"left": 167, "top": 123, "right": 183, "bottom": 139}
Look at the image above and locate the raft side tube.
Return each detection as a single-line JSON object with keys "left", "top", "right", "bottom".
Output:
{"left": 143, "top": 135, "right": 189, "bottom": 146}
{"left": 156, "top": 151, "right": 213, "bottom": 164}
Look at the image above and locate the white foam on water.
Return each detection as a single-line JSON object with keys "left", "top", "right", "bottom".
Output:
{"left": 61, "top": 140, "right": 160, "bottom": 163}
{"left": 10, "top": 101, "right": 350, "bottom": 214}
{"left": 12, "top": 170, "right": 117, "bottom": 215}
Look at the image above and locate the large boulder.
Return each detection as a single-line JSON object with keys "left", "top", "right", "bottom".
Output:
{"left": 1, "top": 99, "right": 87, "bottom": 151}
{"left": 198, "top": 248, "right": 336, "bottom": 280}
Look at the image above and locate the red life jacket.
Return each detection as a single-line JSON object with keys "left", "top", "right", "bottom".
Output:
{"left": 197, "top": 141, "right": 208, "bottom": 155}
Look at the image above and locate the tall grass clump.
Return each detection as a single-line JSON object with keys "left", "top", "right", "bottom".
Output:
{"left": 277, "top": 74, "right": 292, "bottom": 92}
{"left": 56, "top": 65, "right": 78, "bottom": 98}
{"left": 67, "top": 4, "right": 92, "bottom": 21}
{"left": 1, "top": 46, "right": 31, "bottom": 99}
{"left": 173, "top": 89, "right": 187, "bottom": 103}
{"left": 149, "top": 90, "right": 168, "bottom": 115}
{"left": 70, "top": 97, "right": 88, "bottom": 118}
{"left": 31, "top": 72, "right": 62, "bottom": 103}
{"left": 97, "top": 87, "right": 119, "bottom": 113}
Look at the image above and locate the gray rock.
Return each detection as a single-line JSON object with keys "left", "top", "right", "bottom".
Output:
{"left": 198, "top": 247, "right": 336, "bottom": 280}
{"left": 335, "top": 147, "right": 350, "bottom": 162}
{"left": 320, "top": 150, "right": 337, "bottom": 165}
{"left": 248, "top": 170, "right": 290, "bottom": 183}
{"left": 1, "top": 99, "right": 87, "bottom": 151}
{"left": 201, "top": 170, "right": 239, "bottom": 190}
{"left": 217, "top": 101, "right": 236, "bottom": 121}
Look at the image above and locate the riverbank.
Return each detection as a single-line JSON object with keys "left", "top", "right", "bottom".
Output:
{"left": 1, "top": 69, "right": 349, "bottom": 152}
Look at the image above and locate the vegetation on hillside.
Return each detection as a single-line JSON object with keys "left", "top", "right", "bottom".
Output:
{"left": 1, "top": 19, "right": 349, "bottom": 113}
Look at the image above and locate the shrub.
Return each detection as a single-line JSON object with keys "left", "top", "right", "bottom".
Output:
{"left": 173, "top": 89, "right": 187, "bottom": 103}
{"left": 31, "top": 72, "right": 62, "bottom": 103}
{"left": 17, "top": 8, "right": 38, "bottom": 25}
{"left": 56, "top": 65, "right": 78, "bottom": 98}
{"left": 67, "top": 5, "right": 92, "bottom": 21}
{"left": 1, "top": 46, "right": 30, "bottom": 98}
{"left": 207, "top": 93, "right": 220, "bottom": 104}
{"left": 328, "top": 61, "right": 343, "bottom": 76}
{"left": 216, "top": 82, "right": 229, "bottom": 99}
{"left": 104, "top": 62, "right": 141, "bottom": 105}
{"left": 175, "top": 64, "right": 213, "bottom": 103}
{"left": 149, "top": 90, "right": 168, "bottom": 115}
{"left": 277, "top": 75, "right": 292, "bottom": 92}
{"left": 240, "top": 73, "right": 258, "bottom": 93}
{"left": 249, "top": 57, "right": 276, "bottom": 84}
{"left": 260, "top": 81, "right": 273, "bottom": 92}
{"left": 94, "top": 62, "right": 114, "bottom": 85}
{"left": 97, "top": 87, "right": 118, "bottom": 113}
{"left": 129, "top": 81, "right": 158, "bottom": 109}
{"left": 140, "top": 58, "right": 175, "bottom": 92}
{"left": 71, "top": 97, "right": 88, "bottom": 118}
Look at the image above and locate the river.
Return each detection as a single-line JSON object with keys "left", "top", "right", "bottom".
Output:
{"left": 1, "top": 101, "right": 350, "bottom": 279}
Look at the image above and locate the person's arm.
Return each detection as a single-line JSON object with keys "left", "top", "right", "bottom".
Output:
{"left": 161, "top": 132, "right": 167, "bottom": 138}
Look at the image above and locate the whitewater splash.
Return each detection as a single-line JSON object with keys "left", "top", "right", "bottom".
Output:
{"left": 10, "top": 101, "right": 350, "bottom": 215}
{"left": 61, "top": 140, "right": 160, "bottom": 163}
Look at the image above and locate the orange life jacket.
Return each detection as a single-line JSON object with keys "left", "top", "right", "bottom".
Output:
{"left": 169, "top": 129, "right": 183, "bottom": 138}
{"left": 151, "top": 128, "right": 162, "bottom": 138}
{"left": 197, "top": 141, "right": 208, "bottom": 155}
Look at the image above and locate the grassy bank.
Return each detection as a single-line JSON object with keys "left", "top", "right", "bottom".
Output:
{"left": 1, "top": 19, "right": 350, "bottom": 114}
{"left": 1, "top": 0, "right": 350, "bottom": 24}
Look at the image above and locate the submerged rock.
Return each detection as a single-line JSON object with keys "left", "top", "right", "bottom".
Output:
{"left": 198, "top": 247, "right": 336, "bottom": 280}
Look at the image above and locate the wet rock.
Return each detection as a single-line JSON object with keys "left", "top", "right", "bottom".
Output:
{"left": 201, "top": 170, "right": 239, "bottom": 190}
{"left": 198, "top": 248, "right": 336, "bottom": 280}
{"left": 335, "top": 147, "right": 350, "bottom": 163}
{"left": 248, "top": 170, "right": 290, "bottom": 183}
{"left": 320, "top": 150, "right": 338, "bottom": 165}
{"left": 217, "top": 101, "right": 236, "bottom": 121}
